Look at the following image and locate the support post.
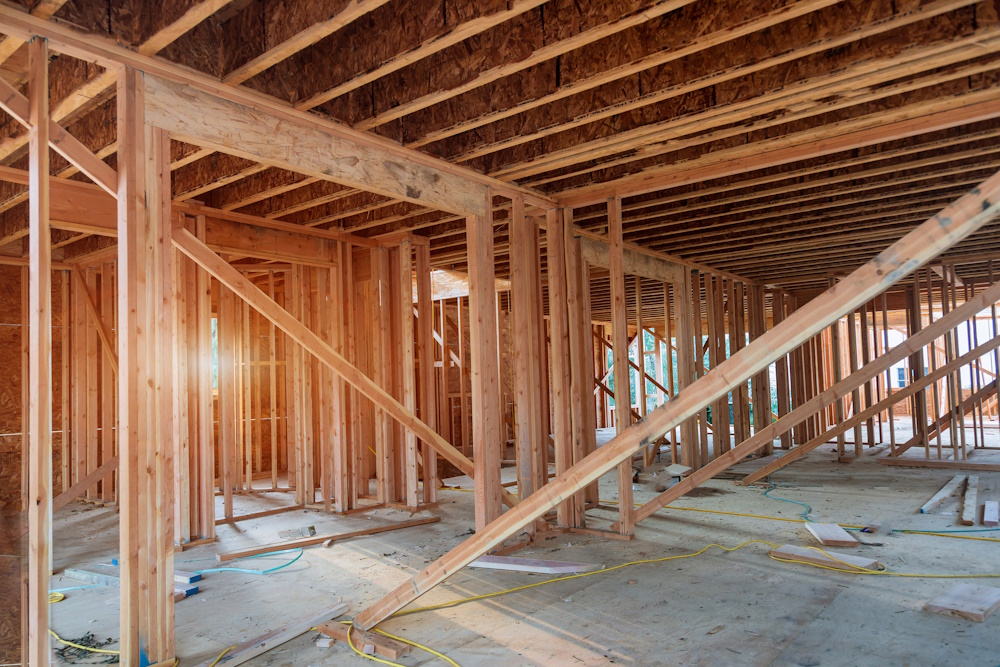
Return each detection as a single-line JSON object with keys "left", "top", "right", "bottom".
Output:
{"left": 608, "top": 196, "right": 633, "bottom": 535}
{"left": 27, "top": 36, "right": 51, "bottom": 667}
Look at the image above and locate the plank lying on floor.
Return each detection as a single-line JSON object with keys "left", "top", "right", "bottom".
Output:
{"left": 960, "top": 475, "right": 979, "bottom": 526}
{"left": 925, "top": 584, "right": 1000, "bottom": 622}
{"left": 194, "top": 602, "right": 348, "bottom": 667}
{"left": 316, "top": 620, "right": 411, "bottom": 660}
{"left": 804, "top": 523, "right": 859, "bottom": 548}
{"left": 984, "top": 501, "right": 999, "bottom": 527}
{"left": 769, "top": 545, "right": 881, "bottom": 571}
{"left": 215, "top": 516, "right": 441, "bottom": 560}
{"left": 468, "top": 555, "right": 604, "bottom": 574}
{"left": 920, "top": 475, "right": 967, "bottom": 514}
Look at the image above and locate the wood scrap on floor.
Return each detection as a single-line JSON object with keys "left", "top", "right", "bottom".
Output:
{"left": 193, "top": 601, "right": 348, "bottom": 667}
{"left": 960, "top": 475, "right": 979, "bottom": 526}
{"left": 919, "top": 475, "right": 967, "bottom": 514}
{"left": 316, "top": 620, "right": 411, "bottom": 660}
{"left": 665, "top": 464, "right": 692, "bottom": 477}
{"left": 468, "top": 555, "right": 604, "bottom": 574}
{"left": 769, "top": 545, "right": 881, "bottom": 571}
{"left": 216, "top": 515, "right": 441, "bottom": 560}
{"left": 804, "top": 523, "right": 859, "bottom": 548}
{"left": 924, "top": 584, "right": 1000, "bottom": 622}
{"left": 984, "top": 501, "right": 1000, "bottom": 527}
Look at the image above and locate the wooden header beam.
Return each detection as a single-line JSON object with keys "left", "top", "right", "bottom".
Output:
{"left": 0, "top": 165, "right": 372, "bottom": 263}
{"left": 352, "top": 170, "right": 1000, "bottom": 631}
{"left": 142, "top": 73, "right": 489, "bottom": 217}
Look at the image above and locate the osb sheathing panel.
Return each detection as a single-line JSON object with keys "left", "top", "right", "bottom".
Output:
{"left": 207, "top": 167, "right": 311, "bottom": 211}
{"left": 173, "top": 152, "right": 261, "bottom": 198}
{"left": 219, "top": 0, "right": 266, "bottom": 76}
{"left": 240, "top": 180, "right": 363, "bottom": 221}
{"left": 0, "top": 53, "right": 98, "bottom": 145}
{"left": 244, "top": 0, "right": 509, "bottom": 105}
{"left": 464, "top": 6, "right": 987, "bottom": 175}
{"left": 412, "top": 0, "right": 982, "bottom": 165}
{"left": 155, "top": 12, "right": 223, "bottom": 77}
{"left": 343, "top": 0, "right": 669, "bottom": 129}
{"left": 0, "top": 549, "right": 20, "bottom": 665}
{"left": 534, "top": 68, "right": 1000, "bottom": 194}
{"left": 564, "top": 116, "right": 1000, "bottom": 221}
{"left": 405, "top": 0, "right": 824, "bottom": 151}
{"left": 53, "top": 0, "right": 137, "bottom": 46}
{"left": 0, "top": 267, "right": 66, "bottom": 511}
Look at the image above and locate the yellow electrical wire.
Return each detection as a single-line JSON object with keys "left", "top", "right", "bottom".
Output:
{"left": 896, "top": 530, "right": 1000, "bottom": 543}
{"left": 48, "top": 591, "right": 65, "bottom": 603}
{"left": 48, "top": 628, "right": 120, "bottom": 656}
{"left": 393, "top": 539, "right": 1000, "bottom": 619}
{"left": 339, "top": 621, "right": 406, "bottom": 667}
{"left": 395, "top": 540, "right": 779, "bottom": 617}
{"left": 372, "top": 627, "right": 461, "bottom": 667}
{"left": 208, "top": 646, "right": 236, "bottom": 667}
{"left": 338, "top": 619, "right": 461, "bottom": 667}
{"left": 442, "top": 487, "right": 1000, "bottom": 542}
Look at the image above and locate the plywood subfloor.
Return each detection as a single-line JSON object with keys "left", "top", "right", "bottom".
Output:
{"left": 48, "top": 430, "right": 1000, "bottom": 666}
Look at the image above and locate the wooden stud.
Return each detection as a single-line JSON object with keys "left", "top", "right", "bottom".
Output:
{"left": 608, "top": 196, "right": 634, "bottom": 535}
{"left": 26, "top": 36, "right": 52, "bottom": 667}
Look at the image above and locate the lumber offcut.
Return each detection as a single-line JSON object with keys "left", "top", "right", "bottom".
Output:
{"left": 468, "top": 555, "right": 604, "bottom": 574}
{"left": 983, "top": 502, "right": 999, "bottom": 527}
{"left": 960, "top": 475, "right": 979, "bottom": 526}
{"left": 919, "top": 475, "right": 967, "bottom": 514}
{"left": 804, "top": 523, "right": 859, "bottom": 548}
{"left": 215, "top": 516, "right": 441, "bottom": 560}
{"left": 925, "top": 584, "right": 1000, "bottom": 622}
{"left": 194, "top": 603, "right": 348, "bottom": 667}
{"left": 316, "top": 621, "right": 411, "bottom": 660}
{"left": 769, "top": 545, "right": 881, "bottom": 571}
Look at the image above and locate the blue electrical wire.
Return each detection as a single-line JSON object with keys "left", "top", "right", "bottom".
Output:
{"left": 761, "top": 482, "right": 815, "bottom": 522}
{"left": 192, "top": 547, "right": 304, "bottom": 575}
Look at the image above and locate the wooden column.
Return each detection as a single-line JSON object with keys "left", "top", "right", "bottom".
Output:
{"left": 635, "top": 277, "right": 647, "bottom": 417}
{"left": 117, "top": 67, "right": 175, "bottom": 665}
{"left": 828, "top": 287, "right": 846, "bottom": 457}
{"left": 26, "top": 37, "right": 52, "bottom": 667}
{"left": 772, "top": 292, "right": 791, "bottom": 449}
{"left": 415, "top": 244, "right": 437, "bottom": 504}
{"left": 677, "top": 269, "right": 698, "bottom": 469}
{"left": 566, "top": 210, "right": 596, "bottom": 526}
{"left": 608, "top": 197, "right": 633, "bottom": 535}
{"left": 510, "top": 197, "right": 543, "bottom": 503}
{"left": 548, "top": 208, "right": 573, "bottom": 527}
{"left": 749, "top": 285, "right": 772, "bottom": 456}
{"left": 467, "top": 190, "right": 502, "bottom": 530}
{"left": 399, "top": 239, "right": 418, "bottom": 508}
{"left": 196, "top": 217, "right": 214, "bottom": 537}
{"left": 101, "top": 264, "right": 115, "bottom": 503}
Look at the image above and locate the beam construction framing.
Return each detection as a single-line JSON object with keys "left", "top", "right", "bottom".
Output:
{"left": 353, "top": 170, "right": 1000, "bottom": 631}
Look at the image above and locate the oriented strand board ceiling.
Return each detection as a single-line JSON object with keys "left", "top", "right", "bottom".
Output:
{"left": 1, "top": 0, "right": 999, "bottom": 302}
